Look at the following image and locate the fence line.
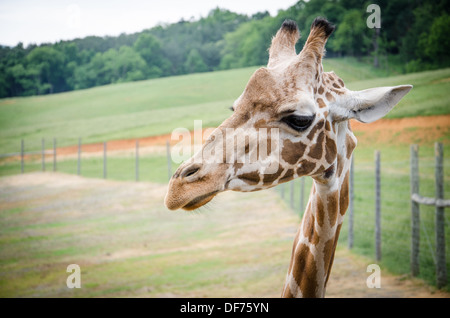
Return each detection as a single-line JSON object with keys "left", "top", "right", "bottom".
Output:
{"left": 410, "top": 142, "right": 449, "bottom": 289}
{"left": 3, "top": 137, "right": 154, "bottom": 181}
{"left": 21, "top": 139, "right": 24, "bottom": 173}
{"left": 277, "top": 144, "right": 448, "bottom": 290}
{"left": 348, "top": 156, "right": 354, "bottom": 249}
{"left": 1, "top": 137, "right": 448, "bottom": 289}
{"left": 77, "top": 138, "right": 81, "bottom": 176}
{"left": 410, "top": 144, "right": 420, "bottom": 277}
{"left": 41, "top": 139, "right": 46, "bottom": 171}
{"left": 135, "top": 140, "right": 139, "bottom": 182}
{"left": 375, "top": 150, "right": 381, "bottom": 261}
{"left": 103, "top": 142, "right": 107, "bottom": 179}
{"left": 53, "top": 138, "right": 57, "bottom": 172}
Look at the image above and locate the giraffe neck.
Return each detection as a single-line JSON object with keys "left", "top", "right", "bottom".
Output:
{"left": 282, "top": 122, "right": 354, "bottom": 298}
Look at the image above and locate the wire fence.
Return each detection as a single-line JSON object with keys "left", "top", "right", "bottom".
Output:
{"left": 277, "top": 143, "right": 450, "bottom": 291}
{"left": 0, "top": 138, "right": 173, "bottom": 184}
{"left": 0, "top": 137, "right": 449, "bottom": 290}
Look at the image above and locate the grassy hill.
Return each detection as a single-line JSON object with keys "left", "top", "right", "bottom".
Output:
{"left": 0, "top": 58, "right": 449, "bottom": 154}
{"left": 0, "top": 58, "right": 449, "bottom": 291}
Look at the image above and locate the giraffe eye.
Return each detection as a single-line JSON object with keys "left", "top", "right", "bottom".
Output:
{"left": 281, "top": 114, "right": 315, "bottom": 132}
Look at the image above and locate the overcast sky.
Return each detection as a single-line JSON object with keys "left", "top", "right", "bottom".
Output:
{"left": 0, "top": 0, "right": 298, "bottom": 47}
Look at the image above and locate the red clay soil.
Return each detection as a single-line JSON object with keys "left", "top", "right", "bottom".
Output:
{"left": 56, "top": 132, "right": 176, "bottom": 156}
{"left": 57, "top": 114, "right": 448, "bottom": 155}
{"left": 7, "top": 115, "right": 450, "bottom": 161}
{"left": 350, "top": 114, "right": 450, "bottom": 146}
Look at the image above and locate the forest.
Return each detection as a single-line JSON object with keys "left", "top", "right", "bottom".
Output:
{"left": 0, "top": 0, "right": 449, "bottom": 98}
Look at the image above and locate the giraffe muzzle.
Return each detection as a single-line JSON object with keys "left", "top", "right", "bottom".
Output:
{"left": 165, "top": 162, "right": 228, "bottom": 210}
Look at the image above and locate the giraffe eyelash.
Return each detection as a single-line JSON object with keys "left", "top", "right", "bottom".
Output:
{"left": 281, "top": 114, "right": 316, "bottom": 132}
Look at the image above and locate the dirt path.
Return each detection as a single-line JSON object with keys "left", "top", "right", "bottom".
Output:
{"left": 327, "top": 249, "right": 449, "bottom": 298}
{"left": 1, "top": 172, "right": 448, "bottom": 298}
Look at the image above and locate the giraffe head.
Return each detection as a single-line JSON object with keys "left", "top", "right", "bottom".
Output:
{"left": 165, "top": 18, "right": 412, "bottom": 211}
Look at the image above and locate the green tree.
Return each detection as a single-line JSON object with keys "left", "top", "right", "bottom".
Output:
{"left": 7, "top": 63, "right": 38, "bottom": 96}
{"left": 25, "top": 46, "right": 67, "bottom": 94}
{"left": 73, "top": 46, "right": 147, "bottom": 88}
{"left": 332, "top": 9, "right": 371, "bottom": 57}
{"left": 114, "top": 46, "right": 147, "bottom": 82}
{"left": 133, "top": 33, "right": 171, "bottom": 77}
{"left": 184, "top": 49, "right": 208, "bottom": 73}
{"left": 220, "top": 17, "right": 276, "bottom": 69}
{"left": 423, "top": 13, "right": 450, "bottom": 65}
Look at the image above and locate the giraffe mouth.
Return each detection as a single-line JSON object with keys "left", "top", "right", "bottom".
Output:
{"left": 182, "top": 191, "right": 219, "bottom": 210}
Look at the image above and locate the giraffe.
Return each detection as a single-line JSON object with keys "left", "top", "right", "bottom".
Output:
{"left": 165, "top": 18, "right": 412, "bottom": 297}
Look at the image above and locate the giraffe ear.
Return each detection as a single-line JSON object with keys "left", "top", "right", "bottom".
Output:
{"left": 268, "top": 20, "right": 300, "bottom": 68}
{"left": 341, "top": 85, "right": 413, "bottom": 123}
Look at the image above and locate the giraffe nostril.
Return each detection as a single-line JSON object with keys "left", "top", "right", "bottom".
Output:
{"left": 181, "top": 165, "right": 201, "bottom": 179}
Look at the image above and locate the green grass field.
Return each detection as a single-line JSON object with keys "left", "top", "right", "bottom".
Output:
{"left": 0, "top": 173, "right": 298, "bottom": 297}
{"left": 1, "top": 57, "right": 449, "bottom": 292}
{"left": 2, "top": 172, "right": 447, "bottom": 297}
{"left": 0, "top": 58, "right": 449, "bottom": 154}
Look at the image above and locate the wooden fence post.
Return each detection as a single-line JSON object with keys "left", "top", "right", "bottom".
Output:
{"left": 41, "top": 138, "right": 45, "bottom": 171}
{"left": 77, "top": 138, "right": 81, "bottom": 176}
{"left": 375, "top": 150, "right": 381, "bottom": 261}
{"left": 135, "top": 140, "right": 139, "bottom": 182}
{"left": 434, "top": 142, "right": 447, "bottom": 288}
{"left": 348, "top": 156, "right": 354, "bottom": 250}
{"left": 21, "top": 139, "right": 24, "bottom": 174}
{"left": 410, "top": 144, "right": 420, "bottom": 277}
{"left": 103, "top": 142, "right": 107, "bottom": 179}
{"left": 53, "top": 138, "right": 57, "bottom": 172}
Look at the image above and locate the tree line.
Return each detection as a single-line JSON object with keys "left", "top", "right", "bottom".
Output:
{"left": 0, "top": 0, "right": 448, "bottom": 98}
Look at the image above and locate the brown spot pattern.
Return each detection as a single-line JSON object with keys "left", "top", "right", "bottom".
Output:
{"left": 262, "top": 164, "right": 283, "bottom": 184}
{"left": 281, "top": 139, "right": 307, "bottom": 165}
{"left": 307, "top": 120, "right": 324, "bottom": 140}
{"left": 307, "top": 132, "right": 324, "bottom": 159}
{"left": 326, "top": 190, "right": 339, "bottom": 227}
{"left": 292, "top": 243, "right": 318, "bottom": 298}
{"left": 339, "top": 171, "right": 350, "bottom": 215}
{"left": 315, "top": 195, "right": 325, "bottom": 227}
{"left": 296, "top": 160, "right": 316, "bottom": 176}
{"left": 323, "top": 224, "right": 342, "bottom": 287}
{"left": 345, "top": 134, "right": 356, "bottom": 159}
{"left": 280, "top": 168, "right": 295, "bottom": 182}
{"left": 336, "top": 154, "right": 344, "bottom": 178}
{"left": 317, "top": 98, "right": 326, "bottom": 108}
{"left": 324, "top": 135, "right": 337, "bottom": 164}
{"left": 325, "top": 92, "right": 334, "bottom": 102}
{"left": 302, "top": 208, "right": 316, "bottom": 243}
{"left": 237, "top": 170, "right": 260, "bottom": 185}
{"left": 318, "top": 86, "right": 324, "bottom": 95}
{"left": 254, "top": 119, "right": 267, "bottom": 128}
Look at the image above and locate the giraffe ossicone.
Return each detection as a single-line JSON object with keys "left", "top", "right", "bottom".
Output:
{"left": 164, "top": 17, "right": 412, "bottom": 297}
